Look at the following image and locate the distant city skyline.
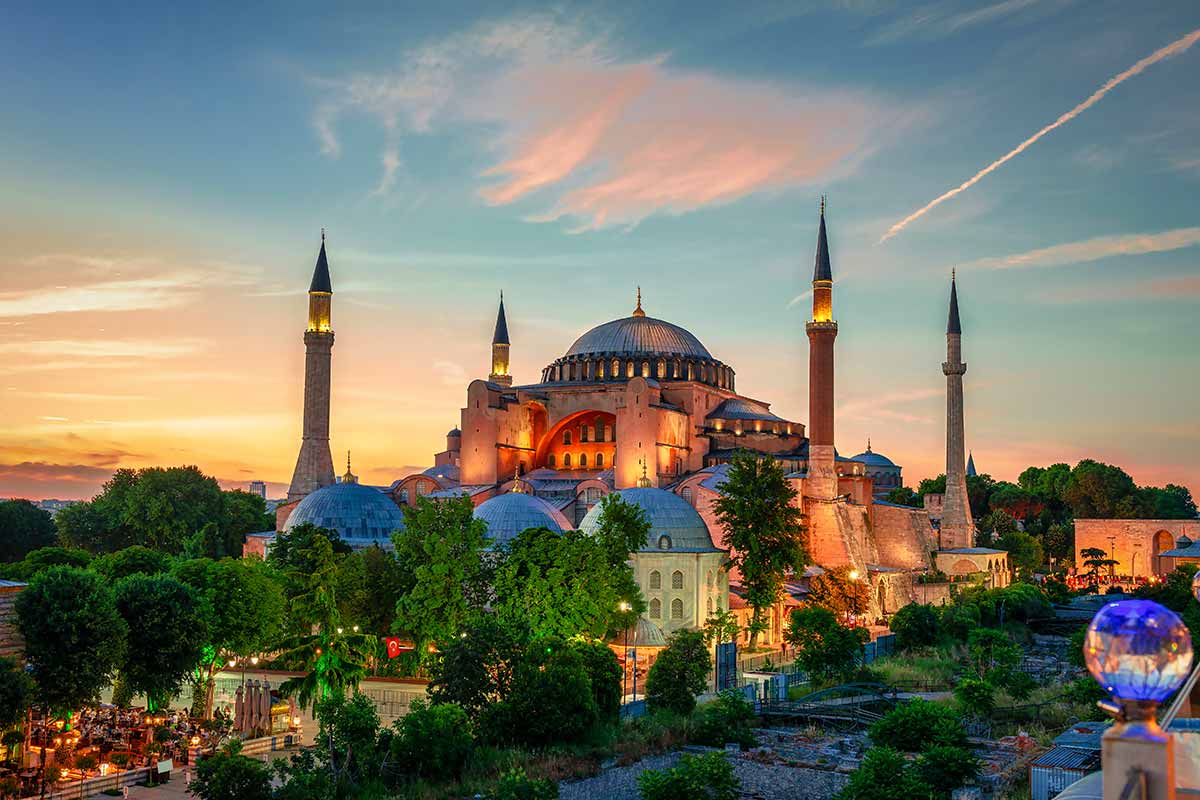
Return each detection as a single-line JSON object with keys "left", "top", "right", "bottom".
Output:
{"left": 1, "top": 1, "right": 1198, "bottom": 501}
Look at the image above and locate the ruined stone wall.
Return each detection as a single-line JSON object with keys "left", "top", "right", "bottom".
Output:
{"left": 1075, "top": 519, "right": 1200, "bottom": 578}
{"left": 872, "top": 503, "right": 937, "bottom": 571}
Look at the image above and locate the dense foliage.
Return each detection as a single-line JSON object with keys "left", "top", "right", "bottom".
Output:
{"left": 113, "top": 574, "right": 208, "bottom": 711}
{"left": 691, "top": 691, "right": 757, "bottom": 749}
{"left": 786, "top": 606, "right": 868, "bottom": 682}
{"left": 638, "top": 752, "right": 740, "bottom": 800}
{"left": 644, "top": 629, "right": 712, "bottom": 715}
{"left": 868, "top": 700, "right": 968, "bottom": 752}
{"left": 0, "top": 500, "right": 56, "bottom": 562}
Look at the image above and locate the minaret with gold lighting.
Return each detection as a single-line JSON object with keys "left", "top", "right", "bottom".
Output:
{"left": 489, "top": 292, "right": 512, "bottom": 387}
{"left": 805, "top": 197, "right": 839, "bottom": 500}
{"left": 287, "top": 231, "right": 337, "bottom": 500}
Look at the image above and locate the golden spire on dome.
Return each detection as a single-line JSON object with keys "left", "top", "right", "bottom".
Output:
{"left": 632, "top": 286, "right": 646, "bottom": 318}
{"left": 636, "top": 458, "right": 652, "bottom": 488}
{"left": 510, "top": 464, "right": 524, "bottom": 493}
{"left": 342, "top": 450, "right": 358, "bottom": 484}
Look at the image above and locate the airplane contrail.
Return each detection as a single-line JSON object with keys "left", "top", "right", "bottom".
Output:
{"left": 879, "top": 27, "right": 1200, "bottom": 244}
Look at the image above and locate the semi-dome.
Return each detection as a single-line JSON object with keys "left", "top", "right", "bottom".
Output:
{"left": 473, "top": 491, "right": 573, "bottom": 549}
{"left": 578, "top": 487, "right": 721, "bottom": 553}
{"left": 565, "top": 315, "right": 712, "bottom": 360}
{"left": 285, "top": 481, "right": 405, "bottom": 547}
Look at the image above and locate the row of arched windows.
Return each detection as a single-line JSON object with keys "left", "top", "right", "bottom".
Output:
{"left": 648, "top": 570, "right": 685, "bottom": 590}
{"left": 541, "top": 356, "right": 734, "bottom": 390}
{"left": 649, "top": 598, "right": 684, "bottom": 620}
{"left": 563, "top": 421, "right": 614, "bottom": 445}
{"left": 547, "top": 452, "right": 605, "bottom": 469}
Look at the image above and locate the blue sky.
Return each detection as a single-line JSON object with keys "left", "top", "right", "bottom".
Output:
{"left": 1, "top": 0, "right": 1197, "bottom": 499}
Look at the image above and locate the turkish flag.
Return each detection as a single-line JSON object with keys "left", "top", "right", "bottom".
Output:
{"left": 384, "top": 638, "right": 405, "bottom": 659}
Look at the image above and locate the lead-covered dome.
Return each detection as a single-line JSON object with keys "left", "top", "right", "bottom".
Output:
{"left": 578, "top": 487, "right": 721, "bottom": 553}
{"left": 565, "top": 315, "right": 712, "bottom": 360}
{"left": 473, "top": 491, "right": 573, "bottom": 549}
{"left": 285, "top": 481, "right": 405, "bottom": 548}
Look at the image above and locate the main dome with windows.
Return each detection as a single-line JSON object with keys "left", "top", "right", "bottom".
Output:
{"left": 539, "top": 294, "right": 734, "bottom": 390}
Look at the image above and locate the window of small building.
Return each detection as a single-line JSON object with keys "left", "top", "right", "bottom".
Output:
{"left": 658, "top": 535, "right": 672, "bottom": 550}
{"left": 671, "top": 599, "right": 683, "bottom": 619}
{"left": 399, "top": 489, "right": 409, "bottom": 503}
{"left": 649, "top": 570, "right": 661, "bottom": 589}
{"left": 596, "top": 453, "right": 604, "bottom": 467}
{"left": 672, "top": 570, "right": 683, "bottom": 589}
{"left": 650, "top": 598, "right": 661, "bottom": 619}
{"left": 581, "top": 425, "right": 589, "bottom": 443}
{"left": 547, "top": 454, "right": 556, "bottom": 468}
{"left": 563, "top": 453, "right": 572, "bottom": 468}
{"left": 579, "top": 453, "right": 588, "bottom": 468}
{"left": 416, "top": 481, "right": 429, "bottom": 496}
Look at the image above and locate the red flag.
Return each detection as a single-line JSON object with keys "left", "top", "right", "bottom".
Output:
{"left": 384, "top": 638, "right": 404, "bottom": 659}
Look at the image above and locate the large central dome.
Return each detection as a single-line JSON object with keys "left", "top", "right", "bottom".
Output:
{"left": 565, "top": 315, "right": 712, "bottom": 360}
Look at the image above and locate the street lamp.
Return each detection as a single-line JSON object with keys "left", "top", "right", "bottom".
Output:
{"left": 617, "top": 602, "right": 632, "bottom": 705}
{"left": 1084, "top": 598, "right": 1193, "bottom": 798}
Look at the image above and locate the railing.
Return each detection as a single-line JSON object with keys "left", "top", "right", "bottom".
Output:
{"left": 40, "top": 766, "right": 153, "bottom": 800}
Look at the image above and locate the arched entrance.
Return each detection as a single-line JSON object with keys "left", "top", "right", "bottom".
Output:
{"left": 536, "top": 410, "right": 617, "bottom": 472}
{"left": 1154, "top": 530, "right": 1174, "bottom": 575}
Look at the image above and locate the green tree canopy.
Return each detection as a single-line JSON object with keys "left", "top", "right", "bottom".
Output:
{"left": 888, "top": 603, "right": 940, "bottom": 651}
{"left": 883, "top": 487, "right": 921, "bottom": 508}
{"left": 189, "top": 745, "right": 272, "bottom": 800}
{"left": 806, "top": 565, "right": 871, "bottom": 618}
{"left": 428, "top": 613, "right": 529, "bottom": 721}
{"left": 93, "top": 545, "right": 173, "bottom": 581}
{"left": 0, "top": 657, "right": 33, "bottom": 731}
{"left": 0, "top": 546, "right": 92, "bottom": 581}
{"left": 0, "top": 501, "right": 57, "bottom": 563}
{"left": 114, "top": 574, "right": 209, "bottom": 711}
{"left": 712, "top": 451, "right": 807, "bottom": 649}
{"left": 334, "top": 545, "right": 411, "bottom": 636}
{"left": 644, "top": 629, "right": 711, "bottom": 716}
{"left": 786, "top": 605, "right": 868, "bottom": 683}
{"left": 16, "top": 566, "right": 127, "bottom": 714}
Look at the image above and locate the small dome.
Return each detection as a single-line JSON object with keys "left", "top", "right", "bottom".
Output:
{"left": 422, "top": 464, "right": 460, "bottom": 482}
{"left": 852, "top": 450, "right": 896, "bottom": 468}
{"left": 579, "top": 487, "right": 720, "bottom": 552}
{"left": 447, "top": 428, "right": 462, "bottom": 437}
{"left": 565, "top": 315, "right": 712, "bottom": 360}
{"left": 1177, "top": 535, "right": 1193, "bottom": 548}
{"left": 285, "top": 482, "right": 404, "bottom": 547}
{"left": 473, "top": 492, "right": 573, "bottom": 549}
{"left": 618, "top": 618, "right": 668, "bottom": 648}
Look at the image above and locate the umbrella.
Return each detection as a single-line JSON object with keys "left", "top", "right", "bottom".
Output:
{"left": 233, "top": 686, "right": 244, "bottom": 733}
{"left": 259, "top": 681, "right": 271, "bottom": 733}
{"left": 247, "top": 681, "right": 260, "bottom": 732}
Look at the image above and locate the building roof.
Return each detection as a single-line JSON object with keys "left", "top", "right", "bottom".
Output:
{"left": 618, "top": 617, "right": 668, "bottom": 648}
{"left": 1031, "top": 747, "right": 1100, "bottom": 770}
{"left": 966, "top": 451, "right": 977, "bottom": 477}
{"left": 850, "top": 441, "right": 896, "bottom": 468}
{"left": 706, "top": 397, "right": 785, "bottom": 423}
{"left": 564, "top": 314, "right": 713, "bottom": 360}
{"left": 947, "top": 272, "right": 962, "bottom": 335}
{"left": 940, "top": 547, "right": 1006, "bottom": 555}
{"left": 284, "top": 481, "right": 404, "bottom": 546}
{"left": 813, "top": 200, "right": 832, "bottom": 283}
{"left": 421, "top": 464, "right": 460, "bottom": 483}
{"left": 579, "top": 487, "right": 722, "bottom": 553}
{"left": 493, "top": 293, "right": 510, "bottom": 345}
{"left": 1051, "top": 721, "right": 1109, "bottom": 751}
{"left": 447, "top": 427, "right": 461, "bottom": 437}
{"left": 1159, "top": 541, "right": 1200, "bottom": 558}
{"left": 473, "top": 491, "right": 573, "bottom": 549}
{"left": 309, "top": 236, "right": 332, "bottom": 294}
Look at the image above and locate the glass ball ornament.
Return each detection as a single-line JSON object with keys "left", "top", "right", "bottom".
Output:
{"left": 1084, "top": 599, "right": 1193, "bottom": 702}
{"left": 1193, "top": 569, "right": 1200, "bottom": 603}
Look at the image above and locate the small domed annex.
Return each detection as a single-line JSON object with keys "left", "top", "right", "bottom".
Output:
{"left": 578, "top": 487, "right": 721, "bottom": 553}
{"left": 473, "top": 491, "right": 574, "bottom": 549}
{"left": 284, "top": 480, "right": 405, "bottom": 548}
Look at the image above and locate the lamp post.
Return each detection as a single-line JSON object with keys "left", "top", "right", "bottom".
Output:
{"left": 1084, "top": 598, "right": 1193, "bottom": 800}
{"left": 617, "top": 602, "right": 632, "bottom": 705}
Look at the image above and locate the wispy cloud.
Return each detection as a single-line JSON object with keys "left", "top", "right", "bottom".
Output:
{"left": 0, "top": 339, "right": 205, "bottom": 358}
{"left": 840, "top": 387, "right": 941, "bottom": 425}
{"left": 311, "top": 15, "right": 894, "bottom": 230}
{"left": 960, "top": 227, "right": 1200, "bottom": 270}
{"left": 867, "top": 0, "right": 1058, "bottom": 45}
{"left": 880, "top": 27, "right": 1200, "bottom": 242}
{"left": 1043, "top": 274, "right": 1200, "bottom": 303}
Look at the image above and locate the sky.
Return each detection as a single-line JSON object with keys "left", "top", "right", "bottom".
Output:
{"left": 1, "top": 0, "right": 1198, "bottom": 501}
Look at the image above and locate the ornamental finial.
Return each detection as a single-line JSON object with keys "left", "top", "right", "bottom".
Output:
{"left": 321, "top": 228, "right": 326, "bottom": 243}
{"left": 633, "top": 286, "right": 645, "bottom": 317}
{"left": 820, "top": 195, "right": 826, "bottom": 216}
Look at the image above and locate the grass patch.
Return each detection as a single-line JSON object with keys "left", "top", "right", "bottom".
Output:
{"left": 870, "top": 649, "right": 959, "bottom": 688}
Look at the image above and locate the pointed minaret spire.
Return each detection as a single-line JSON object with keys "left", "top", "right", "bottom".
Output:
{"left": 940, "top": 270, "right": 974, "bottom": 548}
{"left": 310, "top": 232, "right": 333, "bottom": 294}
{"left": 805, "top": 196, "right": 839, "bottom": 501}
{"left": 866, "top": 437, "right": 872, "bottom": 453}
{"left": 489, "top": 292, "right": 513, "bottom": 387}
{"left": 636, "top": 458, "right": 652, "bottom": 488}
{"left": 289, "top": 233, "right": 337, "bottom": 500}
{"left": 632, "top": 286, "right": 646, "bottom": 318}
{"left": 966, "top": 451, "right": 977, "bottom": 478}
{"left": 947, "top": 268, "right": 962, "bottom": 335}
{"left": 813, "top": 196, "right": 832, "bottom": 284}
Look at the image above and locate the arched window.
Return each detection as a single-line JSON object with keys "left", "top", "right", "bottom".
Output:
{"left": 547, "top": 454, "right": 556, "bottom": 468}
{"left": 674, "top": 458, "right": 682, "bottom": 475}
{"left": 579, "top": 453, "right": 588, "bottom": 468}
{"left": 563, "top": 453, "right": 572, "bottom": 468}
{"left": 642, "top": 361, "right": 650, "bottom": 378}
{"left": 568, "top": 362, "right": 576, "bottom": 381}
{"left": 563, "top": 430, "right": 572, "bottom": 445}
{"left": 657, "top": 359, "right": 666, "bottom": 379}
{"left": 706, "top": 570, "right": 714, "bottom": 587}
{"left": 611, "top": 358, "right": 620, "bottom": 378}
{"left": 671, "top": 598, "right": 683, "bottom": 619}
{"left": 681, "top": 486, "right": 693, "bottom": 506}
{"left": 706, "top": 597, "right": 713, "bottom": 615}
{"left": 673, "top": 359, "right": 681, "bottom": 379}
{"left": 596, "top": 453, "right": 604, "bottom": 468}
{"left": 595, "top": 420, "right": 604, "bottom": 441}
{"left": 399, "top": 489, "right": 409, "bottom": 504}
{"left": 687, "top": 362, "right": 695, "bottom": 381}
{"left": 672, "top": 570, "right": 684, "bottom": 590}
{"left": 649, "top": 570, "right": 661, "bottom": 589}
{"left": 658, "top": 535, "right": 672, "bottom": 550}
{"left": 609, "top": 422, "right": 616, "bottom": 440}
{"left": 597, "top": 360, "right": 606, "bottom": 379}
{"left": 626, "top": 360, "right": 635, "bottom": 378}
{"left": 416, "top": 481, "right": 429, "bottom": 496}
{"left": 581, "top": 425, "right": 589, "bottom": 443}
{"left": 650, "top": 598, "right": 661, "bottom": 619}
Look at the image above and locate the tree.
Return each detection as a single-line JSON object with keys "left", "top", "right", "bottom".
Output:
{"left": 493, "top": 527, "right": 629, "bottom": 639}
{"left": 313, "top": 691, "right": 384, "bottom": 786}
{"left": 953, "top": 679, "right": 995, "bottom": 718}
{"left": 1043, "top": 522, "right": 1073, "bottom": 562}
{"left": 638, "top": 752, "right": 740, "bottom": 800}
{"left": 883, "top": 487, "right": 921, "bottom": 508}
{"left": 93, "top": 545, "right": 173, "bottom": 581}
{"left": 568, "top": 639, "right": 622, "bottom": 723}
{"left": 712, "top": 451, "right": 807, "bottom": 649}
{"left": 987, "top": 482, "right": 1043, "bottom": 522}
{"left": 993, "top": 530, "right": 1044, "bottom": 574}
{"left": 910, "top": 745, "right": 980, "bottom": 798}
{"left": 889, "top": 603, "right": 940, "bottom": 651}
{"left": 16, "top": 567, "right": 127, "bottom": 716}
{"left": 966, "top": 629, "right": 1021, "bottom": 682}
{"left": 975, "top": 509, "right": 1018, "bottom": 545}
{"left": 392, "top": 496, "right": 491, "bottom": 649}
{"left": 806, "top": 566, "right": 870, "bottom": 619}
{"left": 390, "top": 699, "right": 472, "bottom": 780}
{"left": 0, "top": 547, "right": 92, "bottom": 581}
{"left": 479, "top": 638, "right": 599, "bottom": 747}
{"left": 334, "top": 545, "right": 411, "bottom": 636}
{"left": 868, "top": 700, "right": 968, "bottom": 752}
{"left": 585, "top": 493, "right": 651, "bottom": 632}
{"left": 1065, "top": 460, "right": 1138, "bottom": 519}
{"left": 786, "top": 606, "right": 868, "bottom": 683}
{"left": 1081, "top": 547, "right": 1117, "bottom": 584}
{"left": 835, "top": 746, "right": 927, "bottom": 800}
{"left": 172, "top": 557, "right": 286, "bottom": 718}
{"left": 53, "top": 501, "right": 114, "bottom": 553}
{"left": 189, "top": 744, "right": 272, "bottom": 800}
{"left": 428, "top": 614, "right": 529, "bottom": 721}
{"left": 0, "top": 658, "right": 33, "bottom": 732}
{"left": 692, "top": 691, "right": 757, "bottom": 749}
{"left": 644, "top": 629, "right": 711, "bottom": 715}
{"left": 0, "top": 501, "right": 57, "bottom": 563}
{"left": 113, "top": 574, "right": 208, "bottom": 712}
{"left": 702, "top": 607, "right": 742, "bottom": 647}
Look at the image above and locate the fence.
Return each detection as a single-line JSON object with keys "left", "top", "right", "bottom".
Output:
{"left": 42, "top": 766, "right": 153, "bottom": 800}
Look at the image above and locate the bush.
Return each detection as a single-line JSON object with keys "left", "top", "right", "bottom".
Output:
{"left": 480, "top": 640, "right": 599, "bottom": 747}
{"left": 637, "top": 752, "right": 739, "bottom": 800}
{"left": 485, "top": 768, "right": 558, "bottom": 800}
{"left": 189, "top": 748, "right": 272, "bottom": 800}
{"left": 938, "top": 603, "right": 980, "bottom": 643}
{"left": 1063, "top": 677, "right": 1108, "bottom": 706}
{"left": 910, "top": 745, "right": 980, "bottom": 797}
{"left": 835, "top": 746, "right": 924, "bottom": 800}
{"left": 953, "top": 679, "right": 995, "bottom": 719}
{"left": 997, "top": 669, "right": 1038, "bottom": 702}
{"left": 869, "top": 700, "right": 967, "bottom": 752}
{"left": 644, "top": 630, "right": 710, "bottom": 716}
{"left": 390, "top": 699, "right": 472, "bottom": 780}
{"left": 786, "top": 606, "right": 868, "bottom": 683}
{"left": 569, "top": 639, "right": 623, "bottom": 723}
{"left": 691, "top": 691, "right": 757, "bottom": 749}
{"left": 889, "top": 604, "right": 940, "bottom": 651}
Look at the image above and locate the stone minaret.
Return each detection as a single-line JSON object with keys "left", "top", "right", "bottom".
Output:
{"left": 940, "top": 271, "right": 975, "bottom": 548}
{"left": 489, "top": 292, "right": 512, "bottom": 387}
{"left": 805, "top": 197, "right": 838, "bottom": 500}
{"left": 287, "top": 233, "right": 337, "bottom": 501}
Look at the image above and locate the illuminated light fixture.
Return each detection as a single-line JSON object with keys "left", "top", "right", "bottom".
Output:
{"left": 1193, "top": 570, "right": 1200, "bottom": 602}
{"left": 1084, "top": 599, "right": 1193, "bottom": 704}
{"left": 848, "top": 570, "right": 860, "bottom": 581}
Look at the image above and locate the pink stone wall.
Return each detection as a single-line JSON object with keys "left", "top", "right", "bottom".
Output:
{"left": 1075, "top": 519, "right": 1200, "bottom": 578}
{"left": 872, "top": 504, "right": 937, "bottom": 571}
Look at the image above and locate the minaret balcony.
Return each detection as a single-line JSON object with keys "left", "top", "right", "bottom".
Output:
{"left": 941, "top": 361, "right": 966, "bottom": 376}
{"left": 805, "top": 321, "right": 838, "bottom": 333}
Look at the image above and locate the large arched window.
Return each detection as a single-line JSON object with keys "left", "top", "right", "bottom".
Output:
{"left": 672, "top": 570, "right": 684, "bottom": 590}
{"left": 596, "top": 453, "right": 604, "bottom": 468}
{"left": 579, "top": 453, "right": 588, "bottom": 468}
{"left": 580, "top": 425, "right": 589, "bottom": 443}
{"left": 649, "top": 570, "right": 661, "bottom": 589}
{"left": 671, "top": 599, "right": 683, "bottom": 619}
{"left": 657, "top": 359, "right": 666, "bottom": 379}
{"left": 563, "top": 453, "right": 572, "bottom": 467}
{"left": 597, "top": 360, "right": 606, "bottom": 379}
{"left": 563, "top": 430, "right": 572, "bottom": 445}
{"left": 641, "top": 361, "right": 650, "bottom": 378}
{"left": 681, "top": 486, "right": 693, "bottom": 506}
{"left": 611, "top": 358, "right": 620, "bottom": 378}
{"left": 595, "top": 420, "right": 604, "bottom": 441}
{"left": 609, "top": 422, "right": 616, "bottom": 440}
{"left": 416, "top": 481, "right": 429, "bottom": 496}
{"left": 626, "top": 360, "right": 635, "bottom": 378}
{"left": 650, "top": 598, "right": 662, "bottom": 619}
{"left": 687, "top": 362, "right": 695, "bottom": 381}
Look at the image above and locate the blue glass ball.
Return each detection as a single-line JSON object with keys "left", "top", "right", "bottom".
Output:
{"left": 1084, "top": 599, "right": 1193, "bottom": 702}
{"left": 1193, "top": 570, "right": 1200, "bottom": 603}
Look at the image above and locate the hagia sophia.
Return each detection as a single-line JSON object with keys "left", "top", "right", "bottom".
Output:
{"left": 250, "top": 204, "right": 1011, "bottom": 646}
